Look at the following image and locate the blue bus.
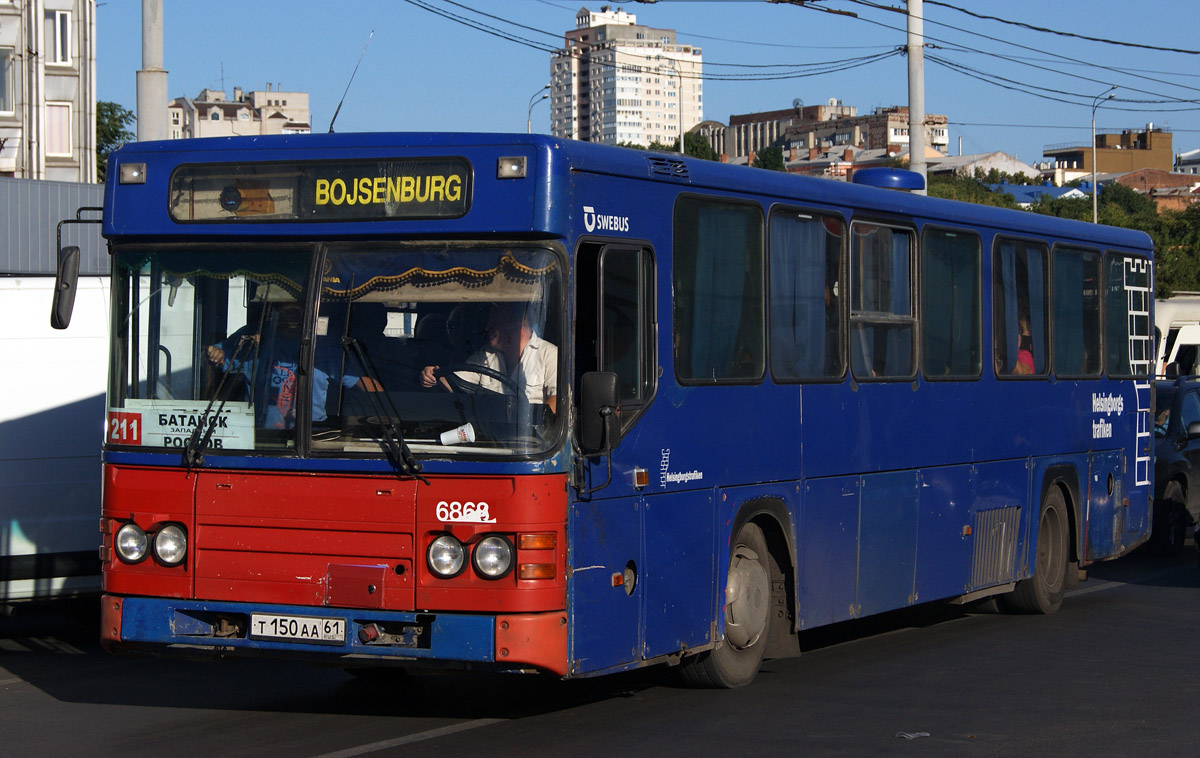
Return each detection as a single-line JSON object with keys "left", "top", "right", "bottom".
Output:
{"left": 59, "top": 133, "right": 1152, "bottom": 687}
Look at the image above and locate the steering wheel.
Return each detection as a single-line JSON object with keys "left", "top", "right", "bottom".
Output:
{"left": 436, "top": 363, "right": 521, "bottom": 397}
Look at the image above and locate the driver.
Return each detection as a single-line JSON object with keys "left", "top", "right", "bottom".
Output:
{"left": 420, "top": 303, "right": 557, "bottom": 414}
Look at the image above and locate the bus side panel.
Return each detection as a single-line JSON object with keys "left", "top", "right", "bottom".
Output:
{"left": 798, "top": 476, "right": 860, "bottom": 628}
{"left": 568, "top": 498, "right": 642, "bottom": 675}
{"left": 914, "top": 465, "right": 975, "bottom": 603}
{"left": 1085, "top": 450, "right": 1125, "bottom": 561}
{"left": 642, "top": 490, "right": 715, "bottom": 660}
{"left": 857, "top": 471, "right": 919, "bottom": 616}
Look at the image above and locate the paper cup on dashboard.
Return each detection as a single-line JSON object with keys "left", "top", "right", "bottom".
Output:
{"left": 440, "top": 423, "right": 476, "bottom": 445}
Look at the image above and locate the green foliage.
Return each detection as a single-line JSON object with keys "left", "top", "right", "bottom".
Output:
{"left": 928, "top": 174, "right": 1019, "bottom": 208}
{"left": 683, "top": 132, "right": 716, "bottom": 161}
{"left": 752, "top": 146, "right": 785, "bottom": 172}
{"left": 97, "top": 101, "right": 135, "bottom": 182}
{"left": 620, "top": 134, "right": 717, "bottom": 161}
{"left": 970, "top": 167, "right": 1036, "bottom": 185}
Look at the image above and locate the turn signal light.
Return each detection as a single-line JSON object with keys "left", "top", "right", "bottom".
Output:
{"left": 518, "top": 533, "right": 556, "bottom": 550}
{"left": 519, "top": 563, "right": 556, "bottom": 580}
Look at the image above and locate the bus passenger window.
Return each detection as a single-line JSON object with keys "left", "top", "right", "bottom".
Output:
{"left": 673, "top": 197, "right": 764, "bottom": 383}
{"left": 850, "top": 222, "right": 914, "bottom": 379}
{"left": 993, "top": 238, "right": 1049, "bottom": 377}
{"left": 769, "top": 210, "right": 844, "bottom": 381}
{"left": 1052, "top": 247, "right": 1101, "bottom": 377}
{"left": 1104, "top": 253, "right": 1152, "bottom": 378}
{"left": 922, "top": 229, "right": 981, "bottom": 378}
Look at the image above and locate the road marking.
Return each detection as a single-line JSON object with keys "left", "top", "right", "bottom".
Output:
{"left": 312, "top": 718, "right": 505, "bottom": 757}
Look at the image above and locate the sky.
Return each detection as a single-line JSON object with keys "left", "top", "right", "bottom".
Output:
{"left": 96, "top": 0, "right": 1200, "bottom": 167}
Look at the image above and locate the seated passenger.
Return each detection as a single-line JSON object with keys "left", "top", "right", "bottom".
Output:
{"left": 206, "top": 304, "right": 377, "bottom": 429}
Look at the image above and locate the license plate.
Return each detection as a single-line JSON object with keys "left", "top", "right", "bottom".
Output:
{"left": 249, "top": 613, "right": 346, "bottom": 644}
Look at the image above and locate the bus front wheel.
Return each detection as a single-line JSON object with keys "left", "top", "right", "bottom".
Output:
{"left": 679, "top": 522, "right": 771, "bottom": 688}
{"left": 1003, "top": 487, "right": 1068, "bottom": 614}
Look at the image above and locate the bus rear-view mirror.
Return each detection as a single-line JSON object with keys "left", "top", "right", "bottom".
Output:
{"left": 50, "top": 245, "right": 80, "bottom": 330}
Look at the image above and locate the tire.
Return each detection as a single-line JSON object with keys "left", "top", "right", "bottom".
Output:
{"left": 1151, "top": 481, "right": 1188, "bottom": 557}
{"left": 679, "top": 522, "right": 771, "bottom": 688}
{"left": 1003, "top": 486, "right": 1069, "bottom": 614}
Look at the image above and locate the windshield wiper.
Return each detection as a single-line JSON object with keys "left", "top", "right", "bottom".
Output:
{"left": 342, "top": 336, "right": 429, "bottom": 485}
{"left": 183, "top": 334, "right": 257, "bottom": 470}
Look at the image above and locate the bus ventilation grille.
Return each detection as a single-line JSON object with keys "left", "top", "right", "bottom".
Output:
{"left": 969, "top": 506, "right": 1020, "bottom": 589}
{"left": 646, "top": 156, "right": 690, "bottom": 182}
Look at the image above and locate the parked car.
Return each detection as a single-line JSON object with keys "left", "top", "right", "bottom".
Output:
{"left": 1151, "top": 377, "right": 1200, "bottom": 554}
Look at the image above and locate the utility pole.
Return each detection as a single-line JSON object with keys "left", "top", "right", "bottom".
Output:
{"left": 136, "top": 0, "right": 168, "bottom": 142}
{"left": 907, "top": 0, "right": 927, "bottom": 194}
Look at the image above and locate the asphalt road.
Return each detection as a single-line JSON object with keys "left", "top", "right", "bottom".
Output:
{"left": 2, "top": 547, "right": 1197, "bottom": 757}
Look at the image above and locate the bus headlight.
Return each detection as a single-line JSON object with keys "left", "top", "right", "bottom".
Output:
{"left": 427, "top": 535, "right": 466, "bottom": 578}
{"left": 114, "top": 523, "right": 149, "bottom": 563}
{"left": 472, "top": 535, "right": 514, "bottom": 579}
{"left": 153, "top": 524, "right": 188, "bottom": 566}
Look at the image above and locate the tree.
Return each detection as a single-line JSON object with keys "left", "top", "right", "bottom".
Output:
{"left": 928, "top": 174, "right": 1019, "bottom": 208}
{"left": 682, "top": 132, "right": 716, "bottom": 161}
{"left": 752, "top": 146, "right": 785, "bottom": 172}
{"left": 97, "top": 101, "right": 135, "bottom": 181}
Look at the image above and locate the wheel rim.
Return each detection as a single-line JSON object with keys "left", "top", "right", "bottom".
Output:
{"left": 1036, "top": 504, "right": 1065, "bottom": 590}
{"left": 725, "top": 545, "right": 769, "bottom": 650}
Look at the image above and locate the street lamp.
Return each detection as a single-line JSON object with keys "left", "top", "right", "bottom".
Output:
{"left": 657, "top": 55, "right": 685, "bottom": 154}
{"left": 528, "top": 84, "right": 550, "bottom": 134}
{"left": 1091, "top": 85, "right": 1117, "bottom": 224}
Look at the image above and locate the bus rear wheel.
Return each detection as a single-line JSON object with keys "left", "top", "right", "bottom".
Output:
{"left": 679, "top": 522, "right": 770, "bottom": 688}
{"left": 1003, "top": 487, "right": 1068, "bottom": 614}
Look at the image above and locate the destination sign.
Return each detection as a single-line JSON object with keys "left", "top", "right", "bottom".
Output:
{"left": 169, "top": 158, "right": 472, "bottom": 222}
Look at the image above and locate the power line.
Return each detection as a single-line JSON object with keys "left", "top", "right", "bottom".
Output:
{"left": 828, "top": 0, "right": 1200, "bottom": 109}
{"left": 924, "top": 0, "right": 1200, "bottom": 56}
{"left": 403, "top": 0, "right": 903, "bottom": 83}
{"left": 949, "top": 121, "right": 1200, "bottom": 133}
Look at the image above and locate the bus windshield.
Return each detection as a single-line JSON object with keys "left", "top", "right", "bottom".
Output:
{"left": 109, "top": 244, "right": 563, "bottom": 458}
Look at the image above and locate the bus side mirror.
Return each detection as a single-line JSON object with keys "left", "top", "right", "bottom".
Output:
{"left": 50, "top": 245, "right": 81, "bottom": 330}
{"left": 580, "top": 371, "right": 621, "bottom": 455}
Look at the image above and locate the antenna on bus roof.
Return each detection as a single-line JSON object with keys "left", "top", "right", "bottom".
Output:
{"left": 328, "top": 30, "right": 374, "bottom": 134}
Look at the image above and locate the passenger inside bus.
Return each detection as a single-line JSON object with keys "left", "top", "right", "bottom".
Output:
{"left": 419, "top": 302, "right": 558, "bottom": 415}
{"left": 206, "top": 303, "right": 380, "bottom": 429}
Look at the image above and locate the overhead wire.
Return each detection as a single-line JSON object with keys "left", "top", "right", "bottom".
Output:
{"left": 824, "top": 0, "right": 1200, "bottom": 110}
{"left": 403, "top": 0, "right": 903, "bottom": 82}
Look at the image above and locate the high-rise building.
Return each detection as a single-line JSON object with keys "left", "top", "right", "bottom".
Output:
{"left": 0, "top": 0, "right": 98, "bottom": 181}
{"left": 167, "top": 86, "right": 311, "bottom": 140}
{"left": 551, "top": 6, "right": 702, "bottom": 147}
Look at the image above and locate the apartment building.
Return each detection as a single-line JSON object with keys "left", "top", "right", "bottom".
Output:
{"left": 706, "top": 101, "right": 949, "bottom": 161}
{"left": 167, "top": 85, "right": 311, "bottom": 140}
{"left": 1043, "top": 124, "right": 1174, "bottom": 180}
{"left": 0, "top": 0, "right": 97, "bottom": 181}
{"left": 551, "top": 5, "right": 702, "bottom": 147}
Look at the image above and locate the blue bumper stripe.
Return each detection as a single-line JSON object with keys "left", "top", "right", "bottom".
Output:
{"left": 116, "top": 597, "right": 496, "bottom": 663}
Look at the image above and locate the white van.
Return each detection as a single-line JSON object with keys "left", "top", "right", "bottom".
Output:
{"left": 1155, "top": 293, "right": 1200, "bottom": 377}
{"left": 0, "top": 275, "right": 108, "bottom": 601}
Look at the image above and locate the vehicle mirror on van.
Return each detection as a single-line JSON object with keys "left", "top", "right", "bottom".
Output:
{"left": 50, "top": 245, "right": 81, "bottom": 330}
{"left": 1188, "top": 421, "right": 1200, "bottom": 439}
{"left": 580, "top": 371, "right": 620, "bottom": 454}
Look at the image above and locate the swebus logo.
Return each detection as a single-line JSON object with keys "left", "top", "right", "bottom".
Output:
{"left": 583, "top": 206, "right": 630, "bottom": 234}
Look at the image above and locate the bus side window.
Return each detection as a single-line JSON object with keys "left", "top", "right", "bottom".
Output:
{"left": 921, "top": 228, "right": 981, "bottom": 379}
{"left": 850, "top": 222, "right": 915, "bottom": 379}
{"left": 673, "top": 197, "right": 765, "bottom": 383}
{"left": 1052, "top": 246, "right": 1102, "bottom": 378}
{"left": 769, "top": 209, "right": 845, "bottom": 381}
{"left": 1104, "top": 253, "right": 1152, "bottom": 379}
{"left": 993, "top": 237, "right": 1049, "bottom": 377}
